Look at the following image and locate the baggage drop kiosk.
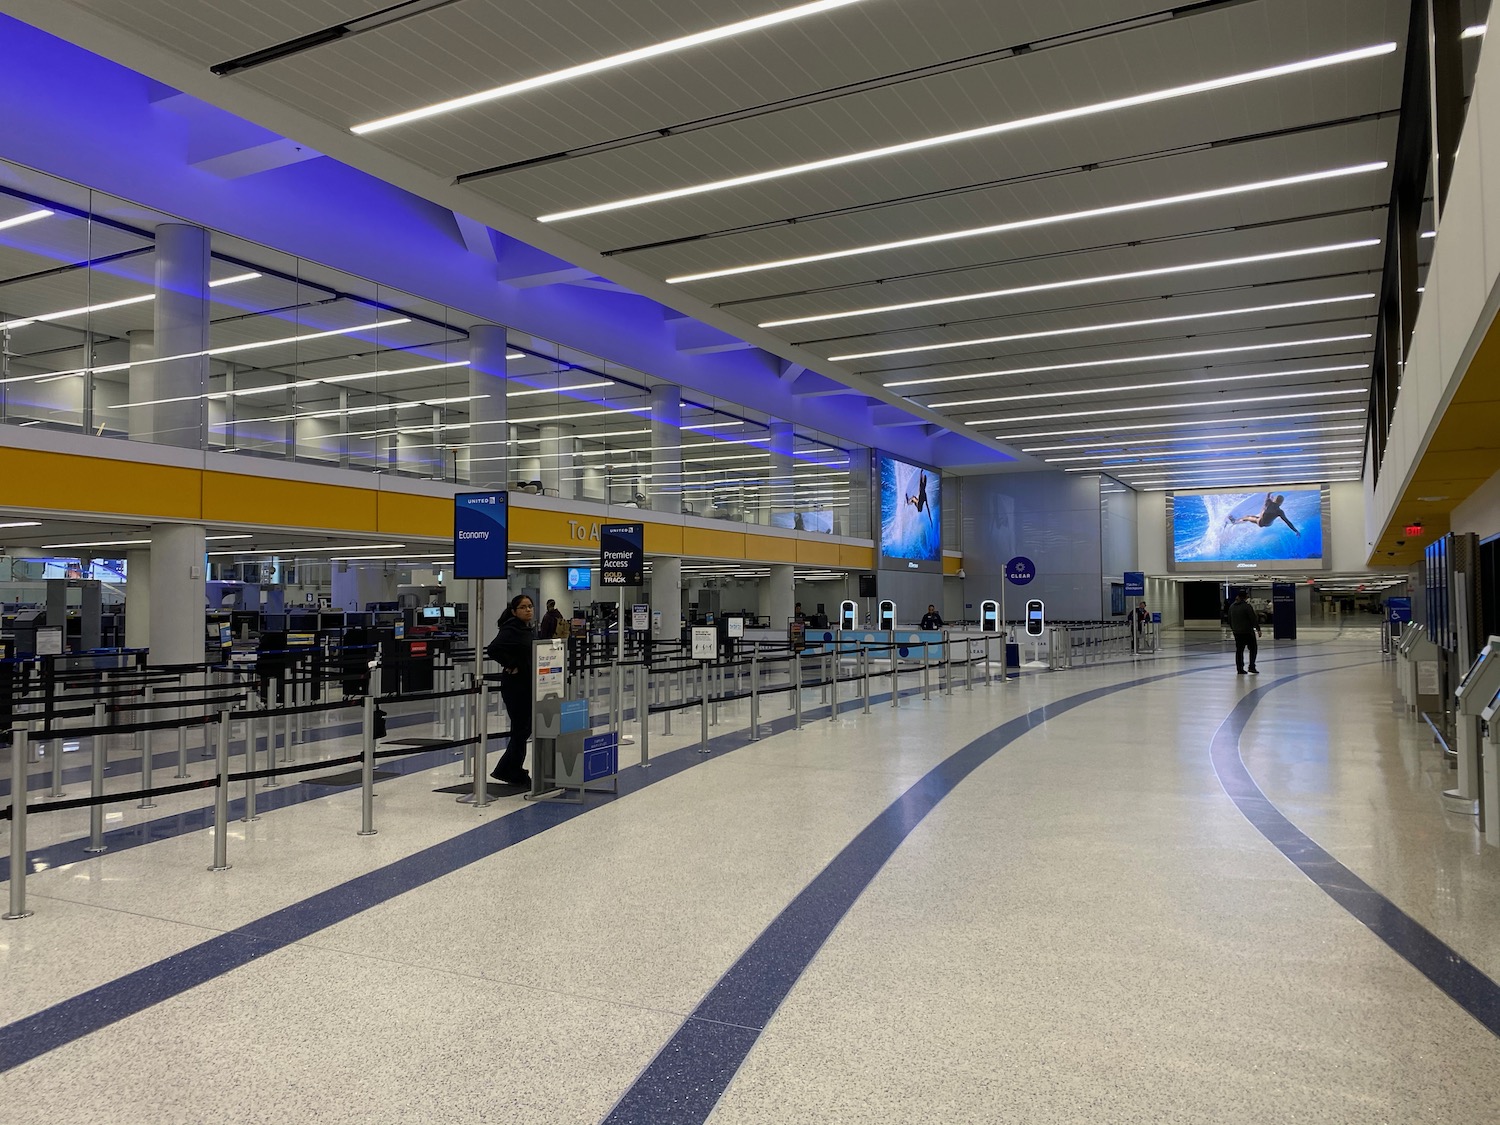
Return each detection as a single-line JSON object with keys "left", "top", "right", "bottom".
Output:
{"left": 1450, "top": 636, "right": 1500, "bottom": 815}
{"left": 980, "top": 600, "right": 1000, "bottom": 632}
{"left": 878, "top": 600, "right": 897, "bottom": 631}
{"left": 840, "top": 600, "right": 858, "bottom": 631}
{"left": 1482, "top": 689, "right": 1500, "bottom": 846}
{"left": 529, "top": 636, "right": 618, "bottom": 803}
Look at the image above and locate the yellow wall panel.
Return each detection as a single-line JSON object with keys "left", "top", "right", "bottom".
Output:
{"left": 943, "top": 555, "right": 964, "bottom": 576}
{"left": 377, "top": 492, "right": 451, "bottom": 538}
{"left": 202, "top": 472, "right": 376, "bottom": 531}
{"left": 0, "top": 448, "right": 202, "bottom": 521}
{"left": 644, "top": 523, "right": 683, "bottom": 555}
{"left": 746, "top": 534, "right": 798, "bottom": 563}
{"left": 839, "top": 545, "right": 875, "bottom": 568}
{"left": 795, "top": 539, "right": 840, "bottom": 566}
{"left": 682, "top": 526, "right": 746, "bottom": 559}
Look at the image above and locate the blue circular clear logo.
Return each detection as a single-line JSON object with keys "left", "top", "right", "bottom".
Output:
{"left": 1006, "top": 556, "right": 1036, "bottom": 585}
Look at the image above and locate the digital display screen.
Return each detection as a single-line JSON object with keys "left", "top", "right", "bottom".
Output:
{"left": 442, "top": 605, "right": 456, "bottom": 618}
{"left": 1171, "top": 487, "right": 1325, "bottom": 568}
{"left": 770, "top": 510, "right": 834, "bottom": 534}
{"left": 568, "top": 567, "right": 593, "bottom": 591}
{"left": 422, "top": 607, "right": 442, "bottom": 619}
{"left": 878, "top": 453, "right": 941, "bottom": 572}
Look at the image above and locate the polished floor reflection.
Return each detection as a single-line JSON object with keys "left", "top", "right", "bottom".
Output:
{"left": 2, "top": 627, "right": 1498, "bottom": 1124}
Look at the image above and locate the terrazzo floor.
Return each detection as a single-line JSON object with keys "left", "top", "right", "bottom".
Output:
{"left": 2, "top": 628, "right": 1498, "bottom": 1123}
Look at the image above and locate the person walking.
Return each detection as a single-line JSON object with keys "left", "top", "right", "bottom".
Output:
{"left": 537, "top": 598, "right": 564, "bottom": 639}
{"left": 1228, "top": 589, "right": 1262, "bottom": 675}
{"left": 484, "top": 593, "right": 536, "bottom": 787}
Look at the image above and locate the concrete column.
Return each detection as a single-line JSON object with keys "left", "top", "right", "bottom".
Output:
{"left": 538, "top": 567, "right": 570, "bottom": 618}
{"left": 769, "top": 421, "right": 794, "bottom": 527}
{"left": 649, "top": 556, "right": 682, "bottom": 640}
{"left": 466, "top": 325, "right": 509, "bottom": 488}
{"left": 331, "top": 564, "right": 399, "bottom": 612}
{"left": 124, "top": 548, "right": 151, "bottom": 650}
{"left": 768, "top": 563, "right": 796, "bottom": 630}
{"left": 649, "top": 384, "right": 681, "bottom": 515}
{"left": 148, "top": 224, "right": 211, "bottom": 448}
{"left": 540, "top": 423, "right": 577, "bottom": 499}
{"left": 148, "top": 523, "right": 205, "bottom": 665}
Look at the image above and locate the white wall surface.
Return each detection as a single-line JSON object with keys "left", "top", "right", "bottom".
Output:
{"left": 1452, "top": 468, "right": 1500, "bottom": 539}
{"left": 1366, "top": 32, "right": 1500, "bottom": 555}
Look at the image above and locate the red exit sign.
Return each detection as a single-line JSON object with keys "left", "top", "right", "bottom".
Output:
{"left": 1404, "top": 525, "right": 1424, "bottom": 537}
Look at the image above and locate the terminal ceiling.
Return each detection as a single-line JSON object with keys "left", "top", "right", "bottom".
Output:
{"left": 2, "top": 0, "right": 1461, "bottom": 490}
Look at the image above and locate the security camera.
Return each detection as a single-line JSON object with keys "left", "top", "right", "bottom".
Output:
{"left": 956, "top": 568, "right": 966, "bottom": 579}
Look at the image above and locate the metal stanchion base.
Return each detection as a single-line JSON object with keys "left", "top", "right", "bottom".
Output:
{"left": 3, "top": 909, "right": 35, "bottom": 920}
{"left": 207, "top": 863, "right": 232, "bottom": 873}
{"left": 84, "top": 845, "right": 107, "bottom": 855}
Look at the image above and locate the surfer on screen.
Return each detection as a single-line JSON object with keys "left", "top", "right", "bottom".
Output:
{"left": 905, "top": 470, "right": 934, "bottom": 528}
{"left": 1227, "top": 492, "right": 1300, "bottom": 536}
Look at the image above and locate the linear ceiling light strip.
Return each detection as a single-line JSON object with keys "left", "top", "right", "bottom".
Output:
{"left": 969, "top": 388, "right": 1366, "bottom": 426}
{"left": 1044, "top": 437, "right": 1362, "bottom": 463}
{"left": 667, "top": 163, "right": 1387, "bottom": 283}
{"left": 924, "top": 363, "right": 1367, "bottom": 409}
{"left": 537, "top": 42, "right": 1396, "bottom": 222}
{"left": 1020, "top": 423, "right": 1364, "bottom": 451}
{"left": 989, "top": 407, "right": 1369, "bottom": 442}
{"left": 895, "top": 335, "right": 1370, "bottom": 392}
{"left": 760, "top": 240, "right": 1380, "bottom": 328}
{"left": 351, "top": 0, "right": 869, "bottom": 134}
{"left": 826, "top": 294, "right": 1375, "bottom": 362}
{"left": 211, "top": 0, "right": 464, "bottom": 76}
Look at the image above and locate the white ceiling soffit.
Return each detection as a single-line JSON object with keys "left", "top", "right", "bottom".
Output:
{"left": 11, "top": 0, "right": 1409, "bottom": 476}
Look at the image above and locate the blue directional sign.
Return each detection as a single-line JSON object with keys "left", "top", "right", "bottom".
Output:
{"left": 452, "top": 491, "right": 508, "bottom": 579}
{"left": 1005, "top": 556, "right": 1036, "bottom": 586}
{"left": 1387, "top": 596, "right": 1412, "bottom": 624}
{"left": 1123, "top": 571, "right": 1145, "bottom": 597}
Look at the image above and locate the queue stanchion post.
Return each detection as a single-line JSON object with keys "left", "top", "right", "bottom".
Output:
{"left": 862, "top": 647, "right": 871, "bottom": 714}
{"left": 242, "top": 692, "right": 260, "bottom": 824}
{"left": 699, "top": 659, "right": 710, "bottom": 754}
{"left": 965, "top": 639, "right": 974, "bottom": 691}
{"left": 86, "top": 702, "right": 106, "bottom": 853}
{"left": 5, "top": 724, "right": 34, "bottom": 920}
{"left": 208, "top": 713, "right": 232, "bottom": 872}
{"left": 137, "top": 685, "right": 157, "bottom": 810}
{"left": 460, "top": 673, "right": 475, "bottom": 779}
{"left": 793, "top": 654, "right": 803, "bottom": 730}
{"left": 749, "top": 650, "right": 761, "bottom": 741}
{"left": 174, "top": 688, "right": 189, "bottom": 779}
{"left": 46, "top": 726, "right": 64, "bottom": 798}
{"left": 639, "top": 667, "right": 651, "bottom": 767}
{"left": 359, "top": 676, "right": 378, "bottom": 835}
{"left": 922, "top": 641, "right": 931, "bottom": 701}
{"left": 472, "top": 674, "right": 492, "bottom": 809}
{"left": 891, "top": 644, "right": 900, "bottom": 708}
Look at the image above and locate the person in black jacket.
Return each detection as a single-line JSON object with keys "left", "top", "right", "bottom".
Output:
{"left": 1228, "top": 589, "right": 1262, "bottom": 675}
{"left": 920, "top": 604, "right": 944, "bottom": 629}
{"left": 484, "top": 594, "right": 535, "bottom": 786}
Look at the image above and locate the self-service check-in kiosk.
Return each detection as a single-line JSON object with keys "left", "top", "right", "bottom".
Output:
{"left": 1025, "top": 600, "right": 1045, "bottom": 637}
{"left": 1396, "top": 628, "right": 1441, "bottom": 713}
{"left": 1451, "top": 636, "right": 1500, "bottom": 811}
{"left": 1482, "top": 688, "right": 1500, "bottom": 847}
{"left": 980, "top": 600, "right": 1000, "bottom": 632}
{"left": 840, "top": 600, "right": 858, "bottom": 631}
{"left": 878, "top": 600, "right": 896, "bottom": 631}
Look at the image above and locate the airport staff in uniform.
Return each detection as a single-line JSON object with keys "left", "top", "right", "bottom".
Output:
{"left": 920, "top": 604, "right": 944, "bottom": 629}
{"left": 1228, "top": 589, "right": 1262, "bottom": 675}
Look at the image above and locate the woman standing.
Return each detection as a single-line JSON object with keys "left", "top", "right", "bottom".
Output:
{"left": 484, "top": 593, "right": 535, "bottom": 787}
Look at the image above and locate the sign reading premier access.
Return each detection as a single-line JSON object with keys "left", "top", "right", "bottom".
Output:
{"left": 452, "top": 491, "right": 508, "bottom": 579}
{"left": 600, "top": 522, "right": 644, "bottom": 586}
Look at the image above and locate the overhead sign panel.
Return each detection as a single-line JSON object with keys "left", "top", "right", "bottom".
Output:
{"left": 453, "top": 491, "right": 508, "bottom": 579}
{"left": 600, "top": 522, "right": 645, "bottom": 586}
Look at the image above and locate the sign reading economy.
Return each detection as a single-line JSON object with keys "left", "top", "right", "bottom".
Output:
{"left": 452, "top": 491, "right": 508, "bottom": 579}
{"left": 599, "top": 522, "right": 645, "bottom": 586}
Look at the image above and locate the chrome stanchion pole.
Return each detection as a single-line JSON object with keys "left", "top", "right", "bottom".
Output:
{"left": 749, "top": 651, "right": 761, "bottom": 741}
{"left": 46, "top": 728, "right": 64, "bottom": 798}
{"left": 359, "top": 684, "right": 378, "bottom": 835}
{"left": 137, "top": 685, "right": 156, "bottom": 810}
{"left": 86, "top": 702, "right": 106, "bottom": 853}
{"left": 640, "top": 669, "right": 652, "bottom": 767}
{"left": 5, "top": 724, "right": 34, "bottom": 919}
{"left": 698, "top": 661, "right": 710, "bottom": 754}
{"left": 965, "top": 639, "right": 974, "bottom": 691}
{"left": 793, "top": 654, "right": 803, "bottom": 730}
{"left": 891, "top": 645, "right": 900, "bottom": 708}
{"left": 922, "top": 642, "right": 931, "bottom": 701}
{"left": 242, "top": 692, "right": 260, "bottom": 823}
{"left": 473, "top": 675, "right": 491, "bottom": 809}
{"left": 174, "top": 690, "right": 189, "bottom": 778}
{"left": 862, "top": 648, "right": 871, "bottom": 713}
{"left": 208, "top": 714, "right": 232, "bottom": 872}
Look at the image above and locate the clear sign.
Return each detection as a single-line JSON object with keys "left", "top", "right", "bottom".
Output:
{"left": 452, "top": 492, "right": 508, "bottom": 579}
{"left": 631, "top": 604, "right": 649, "bottom": 631}
{"left": 691, "top": 626, "right": 718, "bottom": 660}
{"left": 1006, "top": 557, "right": 1036, "bottom": 586}
{"left": 600, "top": 523, "right": 645, "bottom": 586}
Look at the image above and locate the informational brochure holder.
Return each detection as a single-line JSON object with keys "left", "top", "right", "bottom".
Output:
{"left": 527, "top": 637, "right": 618, "bottom": 804}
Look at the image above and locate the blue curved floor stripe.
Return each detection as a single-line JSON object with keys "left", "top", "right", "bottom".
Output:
{"left": 1210, "top": 671, "right": 1500, "bottom": 1036}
